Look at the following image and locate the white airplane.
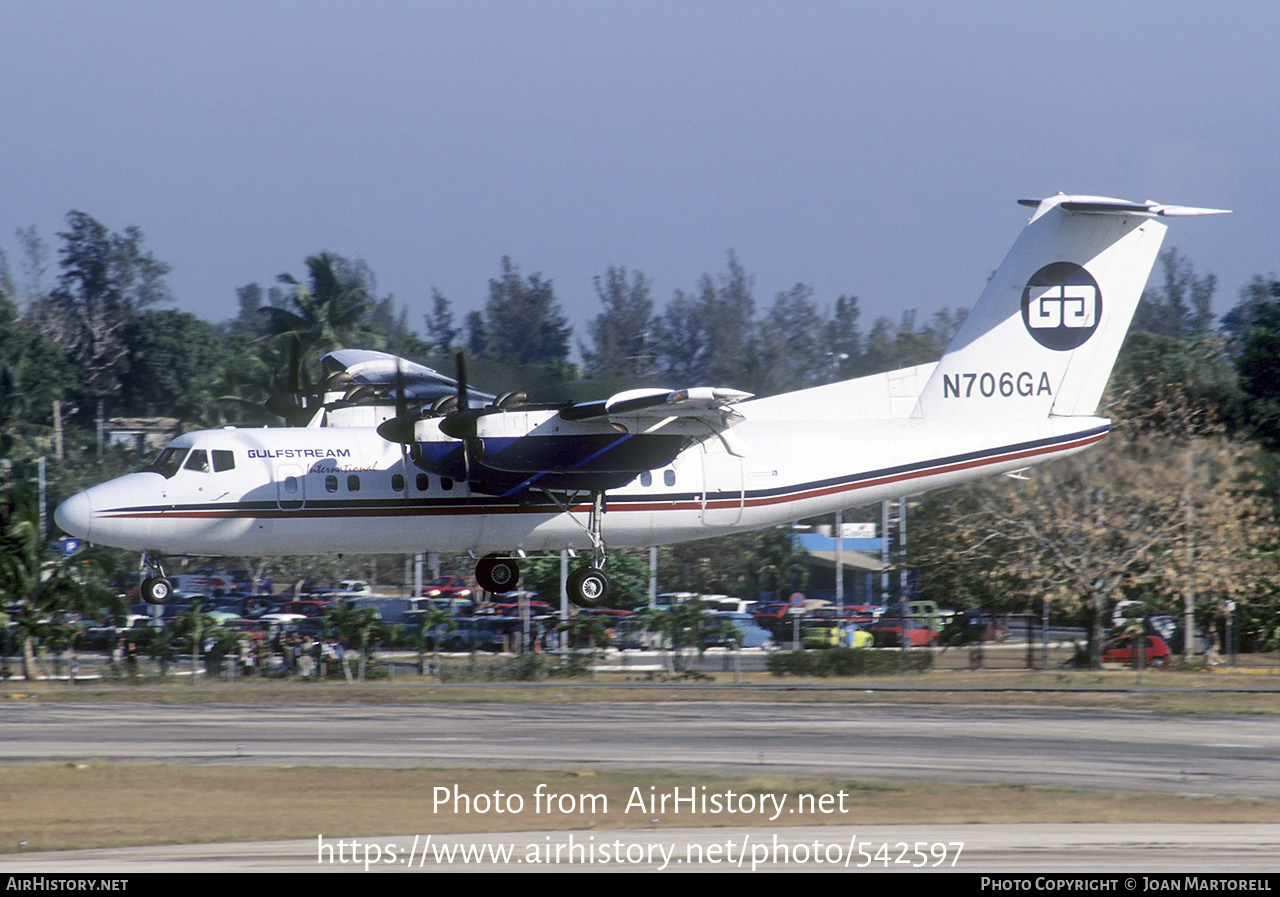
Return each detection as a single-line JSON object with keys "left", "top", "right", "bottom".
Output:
{"left": 55, "top": 195, "right": 1227, "bottom": 608}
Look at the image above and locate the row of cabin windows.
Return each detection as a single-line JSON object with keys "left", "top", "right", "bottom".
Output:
{"left": 309, "top": 469, "right": 677, "bottom": 493}
{"left": 323, "top": 473, "right": 456, "bottom": 493}
{"left": 639, "top": 470, "right": 677, "bottom": 487}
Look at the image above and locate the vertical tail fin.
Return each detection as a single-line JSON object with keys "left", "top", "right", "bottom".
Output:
{"left": 915, "top": 195, "right": 1228, "bottom": 421}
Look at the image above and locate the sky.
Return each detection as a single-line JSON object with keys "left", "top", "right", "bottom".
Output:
{"left": 2, "top": 0, "right": 1277, "bottom": 352}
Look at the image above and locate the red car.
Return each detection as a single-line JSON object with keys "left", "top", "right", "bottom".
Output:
{"left": 1101, "top": 635, "right": 1173, "bottom": 668}
{"left": 263, "top": 600, "right": 332, "bottom": 618}
{"left": 421, "top": 576, "right": 474, "bottom": 600}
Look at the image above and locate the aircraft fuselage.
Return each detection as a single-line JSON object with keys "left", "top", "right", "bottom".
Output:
{"left": 56, "top": 413, "right": 1106, "bottom": 557}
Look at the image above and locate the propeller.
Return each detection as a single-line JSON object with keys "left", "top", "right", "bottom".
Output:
{"left": 393, "top": 359, "right": 410, "bottom": 494}
{"left": 377, "top": 350, "right": 475, "bottom": 444}
{"left": 264, "top": 336, "right": 318, "bottom": 426}
{"left": 376, "top": 351, "right": 499, "bottom": 486}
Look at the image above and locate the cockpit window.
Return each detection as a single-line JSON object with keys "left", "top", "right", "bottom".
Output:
{"left": 184, "top": 450, "right": 210, "bottom": 473}
{"left": 212, "top": 450, "right": 235, "bottom": 472}
{"left": 143, "top": 447, "right": 188, "bottom": 478}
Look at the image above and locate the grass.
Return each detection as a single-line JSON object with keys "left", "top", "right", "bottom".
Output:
{"left": 4, "top": 763, "right": 1279, "bottom": 853}
{"left": 7, "top": 664, "right": 1280, "bottom": 715}
{"left": 4, "top": 657, "right": 1279, "bottom": 854}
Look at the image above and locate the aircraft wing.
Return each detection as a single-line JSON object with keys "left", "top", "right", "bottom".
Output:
{"left": 561, "top": 386, "right": 752, "bottom": 426}
{"left": 407, "top": 385, "right": 753, "bottom": 496}
{"left": 322, "top": 349, "right": 495, "bottom": 405}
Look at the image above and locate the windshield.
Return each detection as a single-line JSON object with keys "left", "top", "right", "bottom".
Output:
{"left": 142, "top": 446, "right": 188, "bottom": 478}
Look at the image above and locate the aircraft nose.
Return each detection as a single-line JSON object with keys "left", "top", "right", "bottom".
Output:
{"left": 55, "top": 491, "right": 93, "bottom": 540}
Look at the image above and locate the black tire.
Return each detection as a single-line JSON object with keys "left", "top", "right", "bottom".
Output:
{"left": 567, "top": 566, "right": 610, "bottom": 609}
{"left": 475, "top": 555, "right": 519, "bottom": 594}
{"left": 141, "top": 576, "right": 172, "bottom": 605}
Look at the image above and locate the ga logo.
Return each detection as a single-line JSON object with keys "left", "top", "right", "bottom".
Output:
{"left": 1021, "top": 262, "right": 1101, "bottom": 351}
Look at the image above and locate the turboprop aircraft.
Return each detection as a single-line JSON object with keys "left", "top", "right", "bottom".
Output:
{"left": 55, "top": 194, "right": 1227, "bottom": 607}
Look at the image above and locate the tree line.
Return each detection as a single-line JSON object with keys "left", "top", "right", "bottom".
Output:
{"left": 4, "top": 209, "right": 1280, "bottom": 665}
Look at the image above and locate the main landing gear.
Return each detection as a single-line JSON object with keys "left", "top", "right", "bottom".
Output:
{"left": 139, "top": 552, "right": 173, "bottom": 605}
{"left": 471, "top": 490, "right": 612, "bottom": 609}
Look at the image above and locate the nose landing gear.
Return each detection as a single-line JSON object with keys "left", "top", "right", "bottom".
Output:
{"left": 139, "top": 552, "right": 173, "bottom": 605}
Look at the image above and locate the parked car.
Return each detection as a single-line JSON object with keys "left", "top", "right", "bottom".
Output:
{"left": 613, "top": 617, "right": 655, "bottom": 651}
{"left": 800, "top": 618, "right": 873, "bottom": 649}
{"left": 421, "top": 576, "right": 475, "bottom": 601}
{"left": 441, "top": 618, "right": 520, "bottom": 652}
{"left": 938, "top": 610, "right": 997, "bottom": 646}
{"left": 868, "top": 600, "right": 941, "bottom": 647}
{"left": 259, "top": 600, "right": 332, "bottom": 618}
{"left": 703, "top": 612, "right": 775, "bottom": 649}
{"left": 1101, "top": 634, "right": 1173, "bottom": 668}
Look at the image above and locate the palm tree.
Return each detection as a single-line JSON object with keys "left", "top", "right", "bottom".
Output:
{"left": 416, "top": 605, "right": 456, "bottom": 677}
{"left": 0, "top": 511, "right": 118, "bottom": 680}
{"left": 264, "top": 253, "right": 377, "bottom": 356}
{"left": 323, "top": 602, "right": 387, "bottom": 681}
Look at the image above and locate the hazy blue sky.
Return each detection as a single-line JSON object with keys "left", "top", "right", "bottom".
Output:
{"left": 2, "top": 0, "right": 1276, "bottom": 348}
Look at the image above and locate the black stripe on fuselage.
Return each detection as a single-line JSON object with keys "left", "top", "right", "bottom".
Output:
{"left": 95, "top": 425, "right": 1107, "bottom": 521}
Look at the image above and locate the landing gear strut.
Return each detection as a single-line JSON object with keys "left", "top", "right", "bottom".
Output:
{"left": 478, "top": 490, "right": 614, "bottom": 609}
{"left": 139, "top": 552, "right": 173, "bottom": 605}
{"left": 566, "top": 491, "right": 610, "bottom": 609}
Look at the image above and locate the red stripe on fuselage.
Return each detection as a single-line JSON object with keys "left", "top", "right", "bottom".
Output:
{"left": 94, "top": 430, "right": 1104, "bottom": 522}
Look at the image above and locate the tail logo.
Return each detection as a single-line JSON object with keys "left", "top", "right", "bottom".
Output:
{"left": 1021, "top": 262, "right": 1102, "bottom": 350}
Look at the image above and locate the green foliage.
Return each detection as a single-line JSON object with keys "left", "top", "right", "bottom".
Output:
{"left": 1234, "top": 300, "right": 1280, "bottom": 452}
{"left": 653, "top": 252, "right": 755, "bottom": 387}
{"left": 1108, "top": 331, "right": 1243, "bottom": 434}
{"left": 518, "top": 550, "right": 651, "bottom": 609}
{"left": 1131, "top": 248, "right": 1218, "bottom": 338}
{"left": 119, "top": 310, "right": 229, "bottom": 422}
{"left": 0, "top": 293, "right": 71, "bottom": 456}
{"left": 766, "top": 648, "right": 933, "bottom": 677}
{"left": 475, "top": 257, "right": 571, "bottom": 365}
{"left": 323, "top": 602, "right": 387, "bottom": 658}
{"left": 167, "top": 601, "right": 235, "bottom": 658}
{"left": 437, "top": 653, "right": 593, "bottom": 682}
{"left": 582, "top": 267, "right": 655, "bottom": 379}
{"left": 265, "top": 253, "right": 378, "bottom": 354}
{"left": 27, "top": 211, "right": 172, "bottom": 401}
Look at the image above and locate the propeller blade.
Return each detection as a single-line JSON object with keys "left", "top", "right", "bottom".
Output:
{"left": 394, "top": 359, "right": 408, "bottom": 420}
{"left": 265, "top": 336, "right": 314, "bottom": 424}
{"left": 395, "top": 359, "right": 410, "bottom": 493}
{"left": 455, "top": 350, "right": 469, "bottom": 412}
{"left": 375, "top": 358, "right": 420, "bottom": 446}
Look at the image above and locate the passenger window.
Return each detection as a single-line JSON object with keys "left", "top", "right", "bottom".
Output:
{"left": 640, "top": 472, "right": 652, "bottom": 487}
{"left": 325, "top": 476, "right": 338, "bottom": 493}
{"left": 284, "top": 476, "right": 298, "bottom": 494}
{"left": 212, "top": 450, "right": 235, "bottom": 472}
{"left": 663, "top": 470, "right": 676, "bottom": 487}
{"left": 441, "top": 477, "right": 453, "bottom": 491}
{"left": 392, "top": 474, "right": 405, "bottom": 492}
{"left": 347, "top": 474, "right": 361, "bottom": 492}
{"left": 416, "top": 474, "right": 429, "bottom": 491}
{"left": 184, "top": 450, "right": 210, "bottom": 472}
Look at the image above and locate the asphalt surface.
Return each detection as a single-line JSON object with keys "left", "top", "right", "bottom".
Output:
{"left": 3, "top": 702, "right": 1278, "bottom": 798}
{"left": 3, "top": 700, "right": 1278, "bottom": 872}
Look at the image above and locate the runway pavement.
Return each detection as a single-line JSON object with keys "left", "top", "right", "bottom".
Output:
{"left": 3, "top": 700, "right": 1278, "bottom": 872}
{"left": 6, "top": 824, "right": 1280, "bottom": 873}
{"left": 3, "top": 701, "right": 1278, "bottom": 798}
